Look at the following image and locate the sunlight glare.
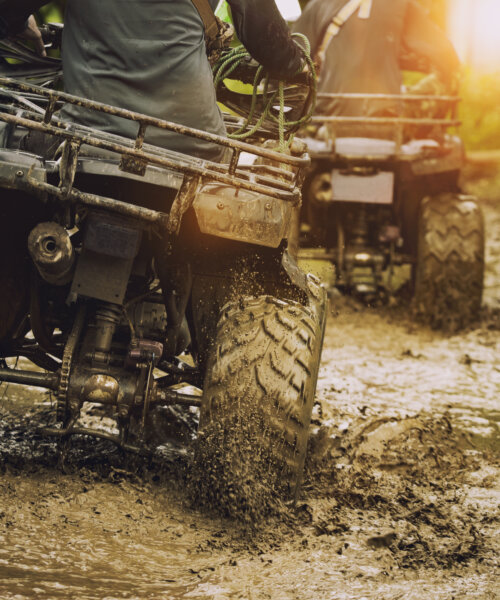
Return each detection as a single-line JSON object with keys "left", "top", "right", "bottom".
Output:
{"left": 449, "top": 0, "right": 500, "bottom": 71}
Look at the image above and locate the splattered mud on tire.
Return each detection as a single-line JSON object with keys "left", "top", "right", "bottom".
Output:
{"left": 191, "top": 295, "right": 325, "bottom": 521}
{"left": 190, "top": 412, "right": 287, "bottom": 522}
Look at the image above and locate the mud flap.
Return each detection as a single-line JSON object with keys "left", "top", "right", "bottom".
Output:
{"left": 281, "top": 248, "right": 327, "bottom": 327}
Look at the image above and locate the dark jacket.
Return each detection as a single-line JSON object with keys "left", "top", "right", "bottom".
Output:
{"left": 0, "top": 0, "right": 303, "bottom": 159}
{"left": 293, "top": 0, "right": 459, "bottom": 119}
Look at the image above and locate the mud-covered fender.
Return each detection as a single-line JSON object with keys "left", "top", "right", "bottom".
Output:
{"left": 281, "top": 249, "right": 327, "bottom": 325}
{"left": 193, "top": 183, "right": 294, "bottom": 248}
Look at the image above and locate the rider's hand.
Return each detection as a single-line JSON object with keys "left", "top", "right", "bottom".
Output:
{"left": 17, "top": 15, "right": 46, "bottom": 57}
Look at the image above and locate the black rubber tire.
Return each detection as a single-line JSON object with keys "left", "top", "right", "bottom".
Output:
{"left": 0, "top": 238, "right": 31, "bottom": 355}
{"left": 0, "top": 193, "right": 48, "bottom": 354}
{"left": 413, "top": 193, "right": 485, "bottom": 331}
{"left": 196, "top": 294, "right": 325, "bottom": 517}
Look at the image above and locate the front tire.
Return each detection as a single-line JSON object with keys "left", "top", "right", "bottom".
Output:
{"left": 413, "top": 193, "right": 485, "bottom": 331}
{"left": 195, "top": 294, "right": 325, "bottom": 518}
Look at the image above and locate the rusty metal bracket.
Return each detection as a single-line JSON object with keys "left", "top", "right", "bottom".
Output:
{"left": 58, "top": 139, "right": 81, "bottom": 196}
{"left": 119, "top": 154, "right": 148, "bottom": 177}
{"left": 120, "top": 122, "right": 149, "bottom": 175}
{"left": 167, "top": 174, "right": 201, "bottom": 235}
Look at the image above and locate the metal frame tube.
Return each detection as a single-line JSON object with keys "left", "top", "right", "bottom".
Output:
{"left": 0, "top": 111, "right": 301, "bottom": 203}
{"left": 0, "top": 77, "right": 308, "bottom": 169}
{"left": 0, "top": 368, "right": 58, "bottom": 389}
{"left": 311, "top": 116, "right": 461, "bottom": 126}
{"left": 317, "top": 92, "right": 460, "bottom": 103}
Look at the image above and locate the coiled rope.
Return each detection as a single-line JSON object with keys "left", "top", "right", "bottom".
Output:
{"left": 213, "top": 33, "right": 316, "bottom": 152}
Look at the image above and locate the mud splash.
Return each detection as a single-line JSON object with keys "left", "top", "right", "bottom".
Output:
{"left": 305, "top": 414, "right": 497, "bottom": 570}
{"left": 0, "top": 192, "right": 498, "bottom": 599}
{"left": 0, "top": 363, "right": 498, "bottom": 599}
{"left": 189, "top": 414, "right": 287, "bottom": 523}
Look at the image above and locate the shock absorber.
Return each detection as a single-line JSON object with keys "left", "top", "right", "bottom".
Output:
{"left": 350, "top": 207, "right": 370, "bottom": 249}
{"left": 91, "top": 303, "right": 122, "bottom": 363}
{"left": 346, "top": 207, "right": 380, "bottom": 295}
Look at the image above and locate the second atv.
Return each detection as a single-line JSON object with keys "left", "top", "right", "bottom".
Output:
{"left": 296, "top": 91, "right": 484, "bottom": 330}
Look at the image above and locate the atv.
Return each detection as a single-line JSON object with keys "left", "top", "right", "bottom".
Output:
{"left": 0, "top": 29, "right": 326, "bottom": 502}
{"left": 296, "top": 91, "right": 484, "bottom": 330}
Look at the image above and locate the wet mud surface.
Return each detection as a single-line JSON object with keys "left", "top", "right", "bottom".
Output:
{"left": 0, "top": 197, "right": 499, "bottom": 599}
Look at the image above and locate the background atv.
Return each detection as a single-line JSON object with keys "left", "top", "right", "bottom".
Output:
{"left": 296, "top": 91, "right": 484, "bottom": 331}
{"left": 0, "top": 68, "right": 326, "bottom": 508}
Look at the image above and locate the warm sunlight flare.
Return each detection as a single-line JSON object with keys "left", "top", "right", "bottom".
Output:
{"left": 448, "top": 0, "right": 500, "bottom": 71}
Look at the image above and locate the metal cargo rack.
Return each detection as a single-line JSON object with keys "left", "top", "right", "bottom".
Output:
{"left": 311, "top": 92, "right": 461, "bottom": 156}
{"left": 0, "top": 77, "right": 308, "bottom": 229}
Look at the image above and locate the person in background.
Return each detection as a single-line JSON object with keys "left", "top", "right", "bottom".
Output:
{"left": 293, "top": 0, "right": 460, "bottom": 137}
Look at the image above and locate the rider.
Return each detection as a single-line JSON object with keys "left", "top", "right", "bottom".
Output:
{"left": 0, "top": 0, "right": 305, "bottom": 159}
{"left": 293, "top": 0, "right": 460, "bottom": 137}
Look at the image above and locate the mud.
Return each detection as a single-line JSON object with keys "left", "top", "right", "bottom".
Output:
{"left": 190, "top": 411, "right": 287, "bottom": 523}
{"left": 0, "top": 187, "right": 499, "bottom": 598}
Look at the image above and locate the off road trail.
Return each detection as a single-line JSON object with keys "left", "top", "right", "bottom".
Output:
{"left": 0, "top": 196, "right": 498, "bottom": 600}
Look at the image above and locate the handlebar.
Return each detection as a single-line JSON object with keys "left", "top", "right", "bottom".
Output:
{"left": 39, "top": 23, "right": 63, "bottom": 51}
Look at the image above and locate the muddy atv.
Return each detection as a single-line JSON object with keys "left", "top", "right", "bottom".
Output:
{"left": 0, "top": 67, "right": 326, "bottom": 505}
{"left": 296, "top": 92, "right": 484, "bottom": 330}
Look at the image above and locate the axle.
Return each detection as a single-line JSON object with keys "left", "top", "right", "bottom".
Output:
{"left": 0, "top": 366, "right": 201, "bottom": 407}
{"left": 0, "top": 368, "right": 59, "bottom": 390}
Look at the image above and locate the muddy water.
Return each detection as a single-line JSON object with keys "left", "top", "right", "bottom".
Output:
{"left": 0, "top": 478, "right": 201, "bottom": 599}
{"left": 0, "top": 200, "right": 499, "bottom": 599}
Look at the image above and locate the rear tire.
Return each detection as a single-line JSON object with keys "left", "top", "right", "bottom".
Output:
{"left": 195, "top": 294, "right": 325, "bottom": 518}
{"left": 413, "top": 193, "right": 484, "bottom": 331}
{"left": 0, "top": 229, "right": 31, "bottom": 354}
{"left": 0, "top": 253, "right": 29, "bottom": 349}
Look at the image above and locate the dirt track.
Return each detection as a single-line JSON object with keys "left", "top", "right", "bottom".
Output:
{"left": 0, "top": 193, "right": 498, "bottom": 598}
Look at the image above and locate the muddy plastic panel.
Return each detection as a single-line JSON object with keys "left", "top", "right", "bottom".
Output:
{"left": 331, "top": 170, "right": 394, "bottom": 205}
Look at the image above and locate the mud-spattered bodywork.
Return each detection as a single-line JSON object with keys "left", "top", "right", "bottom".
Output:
{"left": 0, "top": 75, "right": 326, "bottom": 500}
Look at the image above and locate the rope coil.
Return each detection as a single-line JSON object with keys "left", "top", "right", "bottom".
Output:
{"left": 213, "top": 33, "right": 316, "bottom": 152}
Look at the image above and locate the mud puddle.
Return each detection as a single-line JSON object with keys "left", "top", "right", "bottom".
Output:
{"left": 1, "top": 299, "right": 498, "bottom": 600}
{"left": 0, "top": 197, "right": 499, "bottom": 599}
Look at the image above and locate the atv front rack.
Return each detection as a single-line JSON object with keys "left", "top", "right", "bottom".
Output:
{"left": 0, "top": 77, "right": 308, "bottom": 219}
{"left": 312, "top": 92, "right": 461, "bottom": 153}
